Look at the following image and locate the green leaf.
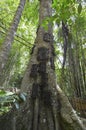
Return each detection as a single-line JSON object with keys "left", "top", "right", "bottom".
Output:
{"left": 14, "top": 102, "right": 20, "bottom": 109}
{"left": 0, "top": 90, "right": 6, "bottom": 95}
{"left": 78, "top": 3, "right": 82, "bottom": 14}
{"left": 19, "top": 93, "right": 26, "bottom": 102}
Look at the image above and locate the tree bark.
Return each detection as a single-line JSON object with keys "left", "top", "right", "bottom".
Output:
{"left": 56, "top": 85, "right": 86, "bottom": 130}
{"left": 0, "top": 0, "right": 26, "bottom": 86}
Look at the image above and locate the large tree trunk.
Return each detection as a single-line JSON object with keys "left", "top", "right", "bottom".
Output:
{"left": 0, "top": 0, "right": 85, "bottom": 130}
{"left": 0, "top": 0, "right": 26, "bottom": 86}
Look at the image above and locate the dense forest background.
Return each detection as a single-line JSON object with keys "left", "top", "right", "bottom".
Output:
{"left": 0, "top": 0, "right": 86, "bottom": 118}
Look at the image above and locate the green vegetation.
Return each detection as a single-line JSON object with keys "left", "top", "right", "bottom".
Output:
{"left": 0, "top": 89, "right": 27, "bottom": 115}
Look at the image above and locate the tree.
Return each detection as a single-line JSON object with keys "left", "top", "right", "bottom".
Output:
{"left": 0, "top": 0, "right": 26, "bottom": 86}
{"left": 0, "top": 0, "right": 86, "bottom": 130}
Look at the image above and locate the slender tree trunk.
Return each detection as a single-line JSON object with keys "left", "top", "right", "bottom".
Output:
{"left": 0, "top": 0, "right": 85, "bottom": 130}
{"left": 81, "top": 45, "right": 86, "bottom": 92}
{"left": 61, "top": 21, "right": 68, "bottom": 72}
{"left": 0, "top": 0, "right": 26, "bottom": 86}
